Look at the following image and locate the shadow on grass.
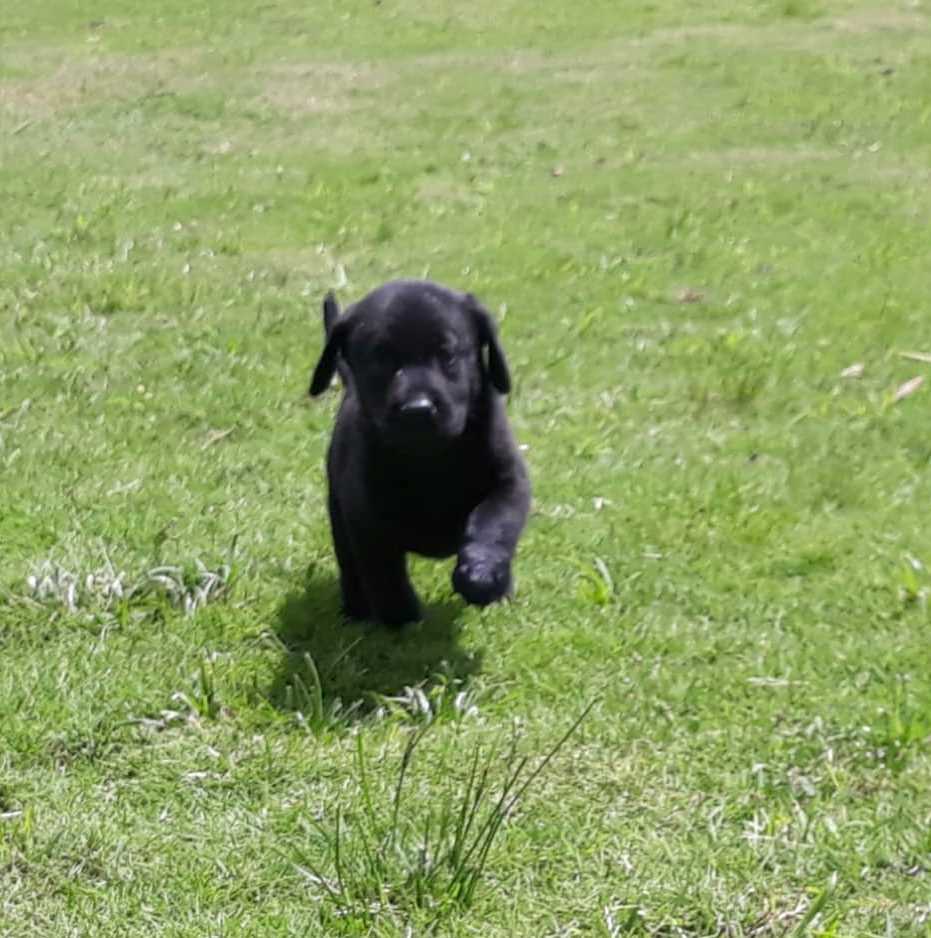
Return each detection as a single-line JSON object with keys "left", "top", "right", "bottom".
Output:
{"left": 268, "top": 564, "right": 483, "bottom": 723}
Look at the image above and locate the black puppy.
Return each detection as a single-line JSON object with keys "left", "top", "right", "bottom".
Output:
{"left": 309, "top": 279, "right": 530, "bottom": 626}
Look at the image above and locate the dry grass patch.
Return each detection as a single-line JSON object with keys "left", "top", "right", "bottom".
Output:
{"left": 831, "top": 8, "right": 929, "bottom": 34}
{"left": 0, "top": 50, "right": 209, "bottom": 121}
{"left": 254, "top": 61, "right": 386, "bottom": 117}
{"left": 682, "top": 145, "right": 840, "bottom": 168}
{"left": 621, "top": 10, "right": 928, "bottom": 53}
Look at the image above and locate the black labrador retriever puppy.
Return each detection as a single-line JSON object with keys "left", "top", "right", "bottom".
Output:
{"left": 309, "top": 279, "right": 530, "bottom": 626}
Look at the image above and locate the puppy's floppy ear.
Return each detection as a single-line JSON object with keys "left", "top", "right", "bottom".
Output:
{"left": 310, "top": 295, "right": 352, "bottom": 396}
{"left": 466, "top": 294, "right": 511, "bottom": 394}
{"left": 322, "top": 291, "right": 340, "bottom": 336}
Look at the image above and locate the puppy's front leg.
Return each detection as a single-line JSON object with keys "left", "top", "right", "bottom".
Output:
{"left": 453, "top": 473, "right": 530, "bottom": 607}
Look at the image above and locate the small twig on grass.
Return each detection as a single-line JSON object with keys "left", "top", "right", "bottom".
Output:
{"left": 201, "top": 427, "right": 235, "bottom": 449}
{"left": 898, "top": 351, "right": 931, "bottom": 364}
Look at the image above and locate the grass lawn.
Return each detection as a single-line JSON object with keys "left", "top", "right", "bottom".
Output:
{"left": 2, "top": 1, "right": 931, "bottom": 934}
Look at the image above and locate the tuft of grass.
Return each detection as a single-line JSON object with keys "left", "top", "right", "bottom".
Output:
{"left": 289, "top": 701, "right": 596, "bottom": 930}
{"left": 23, "top": 552, "right": 235, "bottom": 617}
{"left": 870, "top": 682, "right": 931, "bottom": 775}
{"left": 896, "top": 554, "right": 930, "bottom": 609}
{"left": 779, "top": 0, "right": 823, "bottom": 19}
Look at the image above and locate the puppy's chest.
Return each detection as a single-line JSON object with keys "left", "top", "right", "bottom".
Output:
{"left": 370, "top": 463, "right": 488, "bottom": 553}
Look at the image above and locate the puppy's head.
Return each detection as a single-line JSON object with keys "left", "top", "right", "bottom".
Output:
{"left": 310, "top": 280, "right": 511, "bottom": 445}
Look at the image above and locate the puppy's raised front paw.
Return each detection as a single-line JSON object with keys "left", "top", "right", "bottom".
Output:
{"left": 452, "top": 549, "right": 512, "bottom": 606}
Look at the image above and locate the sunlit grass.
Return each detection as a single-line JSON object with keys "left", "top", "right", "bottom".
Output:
{"left": 2, "top": 1, "right": 931, "bottom": 935}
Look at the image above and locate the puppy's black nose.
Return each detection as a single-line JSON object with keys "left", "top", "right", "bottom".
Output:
{"left": 398, "top": 395, "right": 437, "bottom": 422}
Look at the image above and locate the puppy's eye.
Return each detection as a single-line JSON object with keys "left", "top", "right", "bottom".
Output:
{"left": 371, "top": 345, "right": 398, "bottom": 373}
{"left": 440, "top": 348, "right": 460, "bottom": 371}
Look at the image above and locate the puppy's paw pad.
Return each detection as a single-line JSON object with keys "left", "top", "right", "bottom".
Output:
{"left": 453, "top": 554, "right": 512, "bottom": 606}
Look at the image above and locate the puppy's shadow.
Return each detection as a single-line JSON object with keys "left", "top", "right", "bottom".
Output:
{"left": 269, "top": 565, "right": 483, "bottom": 724}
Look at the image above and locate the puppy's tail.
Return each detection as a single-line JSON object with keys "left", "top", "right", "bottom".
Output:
{"left": 322, "top": 291, "right": 351, "bottom": 386}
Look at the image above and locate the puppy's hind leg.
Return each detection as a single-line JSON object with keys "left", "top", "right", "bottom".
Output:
{"left": 353, "top": 537, "right": 422, "bottom": 628}
{"left": 328, "top": 493, "right": 371, "bottom": 621}
{"left": 333, "top": 499, "right": 422, "bottom": 626}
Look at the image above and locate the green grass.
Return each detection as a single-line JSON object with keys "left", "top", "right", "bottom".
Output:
{"left": 2, "top": 0, "right": 931, "bottom": 934}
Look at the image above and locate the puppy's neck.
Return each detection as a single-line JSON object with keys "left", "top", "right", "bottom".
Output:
{"left": 369, "top": 431, "right": 464, "bottom": 467}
